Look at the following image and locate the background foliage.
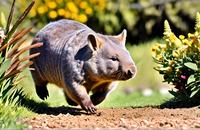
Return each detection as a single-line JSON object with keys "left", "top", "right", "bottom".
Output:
{"left": 16, "top": 0, "right": 200, "bottom": 43}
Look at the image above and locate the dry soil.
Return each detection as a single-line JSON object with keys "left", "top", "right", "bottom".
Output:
{"left": 23, "top": 106, "right": 200, "bottom": 129}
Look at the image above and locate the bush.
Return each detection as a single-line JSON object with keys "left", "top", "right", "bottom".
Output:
{"left": 152, "top": 12, "right": 200, "bottom": 100}
{"left": 16, "top": 0, "right": 200, "bottom": 43}
{"left": 18, "top": 0, "right": 105, "bottom": 28}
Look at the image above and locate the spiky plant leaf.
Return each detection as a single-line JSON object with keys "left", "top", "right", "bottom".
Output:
{"left": 0, "top": 12, "right": 6, "bottom": 29}
{"left": 5, "top": 0, "right": 16, "bottom": 34}
{"left": 3, "top": 1, "right": 35, "bottom": 45}
{"left": 0, "top": 59, "right": 11, "bottom": 77}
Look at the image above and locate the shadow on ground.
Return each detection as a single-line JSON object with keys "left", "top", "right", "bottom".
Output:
{"left": 20, "top": 96, "right": 200, "bottom": 116}
{"left": 160, "top": 97, "right": 200, "bottom": 109}
{"left": 21, "top": 98, "right": 89, "bottom": 115}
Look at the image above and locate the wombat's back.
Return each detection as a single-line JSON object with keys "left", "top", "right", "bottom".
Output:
{"left": 30, "top": 19, "right": 94, "bottom": 86}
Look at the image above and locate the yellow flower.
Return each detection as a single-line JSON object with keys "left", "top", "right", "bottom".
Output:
{"left": 158, "top": 44, "right": 166, "bottom": 51}
{"left": 156, "top": 55, "right": 163, "bottom": 61}
{"left": 48, "top": 11, "right": 58, "bottom": 19}
{"left": 169, "top": 33, "right": 182, "bottom": 47}
{"left": 166, "top": 67, "right": 172, "bottom": 73}
{"left": 48, "top": 1, "right": 57, "bottom": 9}
{"left": 79, "top": 1, "right": 88, "bottom": 9}
{"left": 172, "top": 51, "right": 179, "bottom": 58}
{"left": 169, "top": 33, "right": 176, "bottom": 42}
{"left": 56, "top": 0, "right": 63, "bottom": 4}
{"left": 178, "top": 45, "right": 188, "bottom": 53}
{"left": 90, "top": 0, "right": 97, "bottom": 4}
{"left": 78, "top": 14, "right": 88, "bottom": 23}
{"left": 188, "top": 33, "right": 194, "bottom": 38}
{"left": 152, "top": 44, "right": 161, "bottom": 51}
{"left": 67, "top": 2, "right": 79, "bottom": 14}
{"left": 29, "top": 9, "right": 37, "bottom": 17}
{"left": 192, "top": 37, "right": 199, "bottom": 45}
{"left": 37, "top": 6, "right": 47, "bottom": 15}
{"left": 58, "top": 8, "right": 65, "bottom": 16}
{"left": 182, "top": 39, "right": 191, "bottom": 46}
{"left": 168, "top": 60, "right": 175, "bottom": 66}
{"left": 151, "top": 45, "right": 161, "bottom": 58}
{"left": 85, "top": 7, "right": 93, "bottom": 15}
{"left": 97, "top": 0, "right": 106, "bottom": 10}
{"left": 64, "top": 11, "right": 71, "bottom": 18}
{"left": 71, "top": 13, "right": 78, "bottom": 20}
{"left": 179, "top": 35, "right": 185, "bottom": 40}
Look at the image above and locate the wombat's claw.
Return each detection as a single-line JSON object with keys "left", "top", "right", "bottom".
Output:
{"left": 87, "top": 106, "right": 96, "bottom": 114}
{"left": 81, "top": 102, "right": 96, "bottom": 114}
{"left": 84, "top": 106, "right": 96, "bottom": 114}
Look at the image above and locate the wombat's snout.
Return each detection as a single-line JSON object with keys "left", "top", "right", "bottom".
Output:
{"left": 125, "top": 64, "right": 137, "bottom": 79}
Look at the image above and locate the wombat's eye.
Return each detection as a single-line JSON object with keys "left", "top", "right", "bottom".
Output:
{"left": 111, "top": 56, "right": 119, "bottom": 61}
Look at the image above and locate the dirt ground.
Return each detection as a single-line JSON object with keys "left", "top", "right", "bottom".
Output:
{"left": 23, "top": 106, "right": 200, "bottom": 129}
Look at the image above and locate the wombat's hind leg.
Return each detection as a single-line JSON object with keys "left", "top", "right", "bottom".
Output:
{"left": 36, "top": 83, "right": 49, "bottom": 100}
{"left": 64, "top": 92, "right": 78, "bottom": 106}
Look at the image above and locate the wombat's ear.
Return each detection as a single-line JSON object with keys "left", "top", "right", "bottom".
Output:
{"left": 115, "top": 29, "right": 127, "bottom": 46}
{"left": 88, "top": 34, "right": 103, "bottom": 51}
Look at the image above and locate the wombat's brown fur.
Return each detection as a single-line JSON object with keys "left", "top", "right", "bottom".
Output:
{"left": 30, "top": 19, "right": 136, "bottom": 113}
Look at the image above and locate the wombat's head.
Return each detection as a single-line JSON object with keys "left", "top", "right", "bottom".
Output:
{"left": 85, "top": 29, "right": 137, "bottom": 81}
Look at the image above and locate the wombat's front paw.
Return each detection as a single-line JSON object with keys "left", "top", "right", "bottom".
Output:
{"left": 80, "top": 100, "right": 96, "bottom": 114}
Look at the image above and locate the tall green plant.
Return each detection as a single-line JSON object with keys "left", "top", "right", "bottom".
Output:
{"left": 0, "top": 0, "right": 42, "bottom": 107}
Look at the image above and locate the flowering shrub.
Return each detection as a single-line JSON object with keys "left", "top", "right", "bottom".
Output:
{"left": 152, "top": 12, "right": 200, "bottom": 99}
{"left": 19, "top": 0, "right": 105, "bottom": 24}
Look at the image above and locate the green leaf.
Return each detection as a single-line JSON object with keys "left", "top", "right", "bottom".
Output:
{"left": 0, "top": 12, "right": 6, "bottom": 29}
{"left": 187, "top": 74, "right": 195, "bottom": 84}
{"left": 190, "top": 87, "right": 200, "bottom": 98}
{"left": 0, "top": 59, "right": 11, "bottom": 77}
{"left": 169, "top": 90, "right": 179, "bottom": 97}
{"left": 184, "top": 62, "right": 198, "bottom": 71}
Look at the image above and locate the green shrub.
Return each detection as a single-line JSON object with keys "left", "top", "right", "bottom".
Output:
{"left": 152, "top": 12, "right": 200, "bottom": 100}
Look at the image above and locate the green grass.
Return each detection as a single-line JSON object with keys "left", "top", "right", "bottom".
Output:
{"left": 0, "top": 39, "right": 173, "bottom": 128}
{"left": 100, "top": 90, "right": 170, "bottom": 108}
{"left": 0, "top": 101, "right": 34, "bottom": 128}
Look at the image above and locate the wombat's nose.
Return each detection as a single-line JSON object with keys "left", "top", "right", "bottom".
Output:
{"left": 126, "top": 64, "right": 137, "bottom": 78}
{"left": 127, "top": 69, "right": 134, "bottom": 77}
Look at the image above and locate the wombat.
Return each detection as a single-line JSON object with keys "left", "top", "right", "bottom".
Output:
{"left": 30, "top": 19, "right": 137, "bottom": 113}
